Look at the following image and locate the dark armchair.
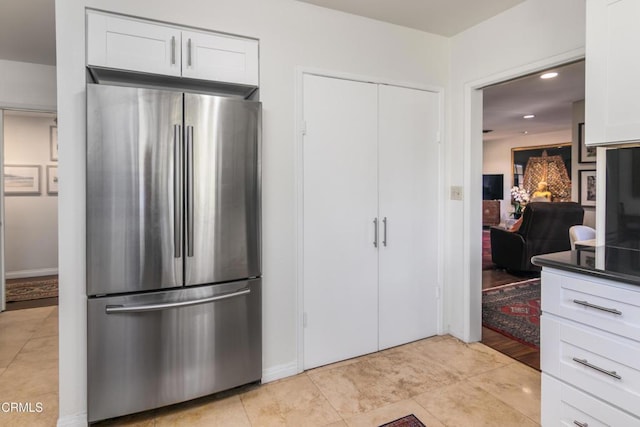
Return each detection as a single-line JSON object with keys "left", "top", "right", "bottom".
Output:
{"left": 490, "top": 202, "right": 584, "bottom": 272}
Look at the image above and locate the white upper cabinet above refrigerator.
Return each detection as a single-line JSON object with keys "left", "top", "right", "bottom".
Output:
{"left": 86, "top": 10, "right": 259, "bottom": 86}
{"left": 586, "top": 0, "right": 640, "bottom": 145}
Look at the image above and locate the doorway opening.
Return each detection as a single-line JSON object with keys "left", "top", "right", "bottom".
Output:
{"left": 2, "top": 109, "right": 59, "bottom": 312}
{"left": 479, "top": 60, "right": 586, "bottom": 370}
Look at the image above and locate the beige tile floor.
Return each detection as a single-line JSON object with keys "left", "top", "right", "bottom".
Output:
{"left": 0, "top": 306, "right": 541, "bottom": 426}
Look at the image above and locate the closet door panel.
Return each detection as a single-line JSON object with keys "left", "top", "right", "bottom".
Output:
{"left": 378, "top": 85, "right": 440, "bottom": 350}
{"left": 302, "top": 75, "right": 379, "bottom": 369}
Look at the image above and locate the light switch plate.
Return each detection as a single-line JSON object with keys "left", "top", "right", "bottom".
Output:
{"left": 450, "top": 186, "right": 463, "bottom": 200}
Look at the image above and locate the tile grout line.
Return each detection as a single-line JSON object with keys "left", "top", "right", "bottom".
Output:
{"left": 304, "top": 370, "right": 349, "bottom": 425}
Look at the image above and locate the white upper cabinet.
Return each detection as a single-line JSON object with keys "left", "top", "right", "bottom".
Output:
{"left": 86, "top": 11, "right": 259, "bottom": 86}
{"left": 181, "top": 30, "right": 259, "bottom": 86}
{"left": 586, "top": 0, "right": 640, "bottom": 145}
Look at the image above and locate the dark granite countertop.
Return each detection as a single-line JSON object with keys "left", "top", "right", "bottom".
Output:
{"left": 532, "top": 246, "right": 640, "bottom": 286}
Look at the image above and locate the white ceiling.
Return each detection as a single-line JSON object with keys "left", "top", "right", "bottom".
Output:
{"left": 483, "top": 61, "right": 585, "bottom": 143}
{"left": 0, "top": 0, "right": 56, "bottom": 65}
{"left": 296, "top": 0, "right": 525, "bottom": 36}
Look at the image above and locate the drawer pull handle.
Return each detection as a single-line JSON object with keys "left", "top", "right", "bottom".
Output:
{"left": 572, "top": 357, "right": 622, "bottom": 380}
{"left": 573, "top": 421, "right": 588, "bottom": 427}
{"left": 572, "top": 299, "right": 622, "bottom": 315}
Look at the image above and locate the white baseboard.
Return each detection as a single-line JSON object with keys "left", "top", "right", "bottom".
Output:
{"left": 5, "top": 268, "right": 58, "bottom": 279}
{"left": 57, "top": 413, "right": 87, "bottom": 427}
{"left": 262, "top": 360, "right": 299, "bottom": 383}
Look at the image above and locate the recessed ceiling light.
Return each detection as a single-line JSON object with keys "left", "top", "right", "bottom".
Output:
{"left": 522, "top": 131, "right": 529, "bottom": 134}
{"left": 540, "top": 72, "right": 558, "bottom": 79}
{"left": 523, "top": 114, "right": 535, "bottom": 119}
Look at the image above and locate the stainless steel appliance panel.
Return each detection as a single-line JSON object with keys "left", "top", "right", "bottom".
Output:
{"left": 87, "top": 84, "right": 184, "bottom": 295}
{"left": 184, "top": 94, "right": 261, "bottom": 285}
{"left": 87, "top": 279, "right": 262, "bottom": 423}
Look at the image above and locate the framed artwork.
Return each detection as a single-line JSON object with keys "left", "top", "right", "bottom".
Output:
{"left": 50, "top": 125, "right": 58, "bottom": 161}
{"left": 4, "top": 165, "right": 41, "bottom": 195}
{"left": 578, "top": 122, "right": 596, "bottom": 163}
{"left": 47, "top": 165, "right": 58, "bottom": 195}
{"left": 579, "top": 169, "right": 597, "bottom": 207}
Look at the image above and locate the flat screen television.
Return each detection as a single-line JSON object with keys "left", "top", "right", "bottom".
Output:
{"left": 606, "top": 147, "right": 640, "bottom": 248}
{"left": 483, "top": 174, "right": 504, "bottom": 200}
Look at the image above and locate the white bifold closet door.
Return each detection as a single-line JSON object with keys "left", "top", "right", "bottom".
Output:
{"left": 303, "top": 74, "right": 440, "bottom": 369}
{"left": 302, "top": 74, "right": 379, "bottom": 369}
{"left": 378, "top": 84, "right": 439, "bottom": 350}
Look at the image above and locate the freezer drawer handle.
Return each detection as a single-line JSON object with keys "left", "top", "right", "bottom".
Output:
{"left": 105, "top": 288, "right": 251, "bottom": 314}
{"left": 572, "top": 299, "right": 622, "bottom": 315}
{"left": 572, "top": 357, "right": 622, "bottom": 380}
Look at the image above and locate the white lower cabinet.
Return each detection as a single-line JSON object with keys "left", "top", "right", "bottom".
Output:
{"left": 541, "top": 269, "right": 640, "bottom": 426}
{"left": 302, "top": 74, "right": 440, "bottom": 369}
{"left": 542, "top": 374, "right": 640, "bottom": 426}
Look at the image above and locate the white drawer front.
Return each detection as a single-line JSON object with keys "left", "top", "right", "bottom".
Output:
{"left": 542, "top": 374, "right": 640, "bottom": 426}
{"left": 542, "top": 270, "right": 640, "bottom": 341}
{"left": 542, "top": 315, "right": 640, "bottom": 416}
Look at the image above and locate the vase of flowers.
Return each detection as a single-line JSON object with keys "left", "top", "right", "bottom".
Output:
{"left": 510, "top": 186, "right": 530, "bottom": 218}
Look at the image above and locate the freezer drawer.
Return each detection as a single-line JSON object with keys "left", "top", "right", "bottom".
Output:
{"left": 87, "top": 279, "right": 261, "bottom": 423}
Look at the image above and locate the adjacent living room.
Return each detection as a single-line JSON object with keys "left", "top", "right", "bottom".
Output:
{"left": 480, "top": 60, "right": 596, "bottom": 370}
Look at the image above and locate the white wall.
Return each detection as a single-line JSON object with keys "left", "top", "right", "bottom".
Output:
{"left": 3, "top": 112, "right": 58, "bottom": 277}
{"left": 0, "top": 59, "right": 57, "bottom": 111}
{"left": 447, "top": 0, "right": 586, "bottom": 342}
{"left": 54, "top": 0, "right": 449, "bottom": 423}
{"left": 483, "top": 129, "right": 571, "bottom": 221}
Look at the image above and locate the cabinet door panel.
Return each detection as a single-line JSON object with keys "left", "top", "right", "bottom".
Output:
{"left": 87, "top": 11, "right": 181, "bottom": 77}
{"left": 303, "top": 74, "right": 379, "bottom": 369}
{"left": 182, "top": 30, "right": 259, "bottom": 86}
{"left": 586, "top": 0, "right": 640, "bottom": 144}
{"left": 378, "top": 85, "right": 440, "bottom": 349}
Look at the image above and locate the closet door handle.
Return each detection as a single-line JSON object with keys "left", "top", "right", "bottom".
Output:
{"left": 573, "top": 421, "right": 588, "bottom": 427}
{"left": 373, "top": 218, "right": 378, "bottom": 248}
{"left": 382, "top": 217, "right": 388, "bottom": 247}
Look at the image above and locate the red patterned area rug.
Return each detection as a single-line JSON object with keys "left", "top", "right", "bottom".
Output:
{"left": 379, "top": 414, "right": 426, "bottom": 427}
{"left": 482, "top": 279, "right": 540, "bottom": 349}
{"left": 5, "top": 277, "right": 58, "bottom": 302}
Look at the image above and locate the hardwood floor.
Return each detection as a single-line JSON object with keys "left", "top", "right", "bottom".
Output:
{"left": 481, "top": 229, "right": 540, "bottom": 370}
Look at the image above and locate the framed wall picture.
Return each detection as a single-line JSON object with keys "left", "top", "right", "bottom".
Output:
{"left": 4, "top": 165, "right": 41, "bottom": 195}
{"left": 47, "top": 165, "right": 58, "bottom": 195}
{"left": 50, "top": 125, "right": 58, "bottom": 161}
{"left": 579, "top": 169, "right": 597, "bottom": 207}
{"left": 578, "top": 122, "right": 596, "bottom": 163}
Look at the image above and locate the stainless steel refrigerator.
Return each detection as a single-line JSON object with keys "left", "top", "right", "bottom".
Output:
{"left": 86, "top": 83, "right": 261, "bottom": 422}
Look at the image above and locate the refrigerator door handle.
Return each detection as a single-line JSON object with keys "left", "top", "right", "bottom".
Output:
{"left": 174, "top": 124, "right": 183, "bottom": 259}
{"left": 186, "top": 125, "right": 195, "bottom": 257}
{"left": 105, "top": 288, "right": 251, "bottom": 314}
